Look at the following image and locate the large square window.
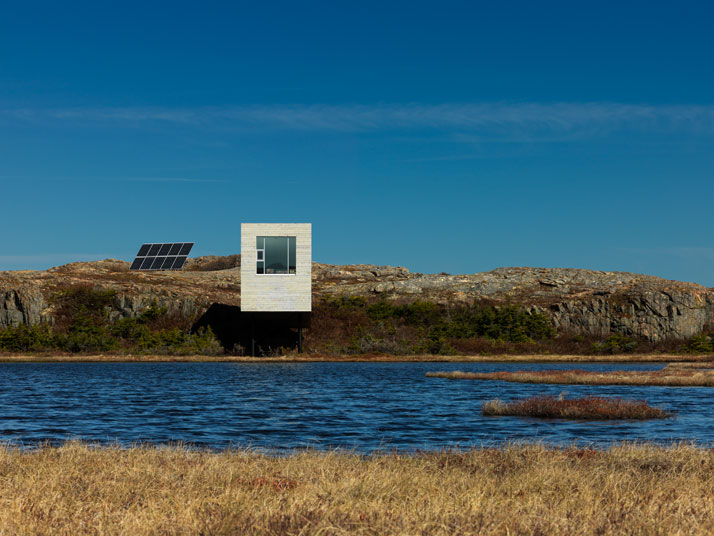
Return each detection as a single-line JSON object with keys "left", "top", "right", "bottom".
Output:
{"left": 256, "top": 236, "right": 296, "bottom": 274}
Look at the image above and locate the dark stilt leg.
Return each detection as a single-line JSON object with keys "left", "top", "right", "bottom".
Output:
{"left": 298, "top": 326, "right": 303, "bottom": 353}
{"left": 250, "top": 314, "right": 255, "bottom": 357}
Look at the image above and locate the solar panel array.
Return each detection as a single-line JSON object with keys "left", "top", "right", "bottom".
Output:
{"left": 130, "top": 242, "right": 194, "bottom": 271}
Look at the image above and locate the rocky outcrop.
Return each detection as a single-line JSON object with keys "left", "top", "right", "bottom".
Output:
{"left": 313, "top": 265, "right": 714, "bottom": 341}
{"left": 0, "top": 258, "right": 712, "bottom": 342}
{"left": 0, "top": 259, "right": 241, "bottom": 329}
{"left": 0, "top": 287, "right": 46, "bottom": 326}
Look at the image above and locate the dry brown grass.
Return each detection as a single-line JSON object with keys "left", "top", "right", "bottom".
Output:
{"left": 666, "top": 361, "right": 714, "bottom": 369}
{"left": 427, "top": 367, "right": 714, "bottom": 386}
{"left": 482, "top": 395, "right": 672, "bottom": 420}
{"left": 184, "top": 254, "right": 241, "bottom": 272}
{"left": 1, "top": 442, "right": 714, "bottom": 535}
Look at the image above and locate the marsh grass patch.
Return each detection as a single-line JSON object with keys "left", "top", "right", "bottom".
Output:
{"left": 427, "top": 367, "right": 714, "bottom": 386}
{"left": 482, "top": 395, "right": 672, "bottom": 420}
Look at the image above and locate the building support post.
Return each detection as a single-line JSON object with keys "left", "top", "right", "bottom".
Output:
{"left": 250, "top": 314, "right": 255, "bottom": 357}
{"left": 298, "top": 326, "right": 303, "bottom": 353}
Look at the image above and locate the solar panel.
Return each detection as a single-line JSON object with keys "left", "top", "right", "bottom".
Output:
{"left": 130, "top": 242, "right": 194, "bottom": 271}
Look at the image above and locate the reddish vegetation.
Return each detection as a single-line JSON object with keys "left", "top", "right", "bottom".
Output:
{"left": 426, "top": 367, "right": 714, "bottom": 386}
{"left": 482, "top": 395, "right": 672, "bottom": 420}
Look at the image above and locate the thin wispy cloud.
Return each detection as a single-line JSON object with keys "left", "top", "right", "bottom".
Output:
{"left": 3, "top": 102, "right": 714, "bottom": 134}
{"left": 0, "top": 254, "right": 114, "bottom": 264}
{"left": 622, "top": 247, "right": 714, "bottom": 262}
{"left": 0, "top": 176, "right": 228, "bottom": 184}
{"left": 119, "top": 177, "right": 227, "bottom": 183}
{"left": 403, "top": 153, "right": 516, "bottom": 162}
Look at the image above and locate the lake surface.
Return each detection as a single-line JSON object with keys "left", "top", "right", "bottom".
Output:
{"left": 0, "top": 362, "right": 711, "bottom": 452}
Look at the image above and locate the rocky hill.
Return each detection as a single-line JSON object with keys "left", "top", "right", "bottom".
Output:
{"left": 1, "top": 256, "right": 712, "bottom": 342}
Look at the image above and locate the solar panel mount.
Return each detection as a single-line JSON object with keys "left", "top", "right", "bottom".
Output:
{"left": 130, "top": 242, "right": 194, "bottom": 271}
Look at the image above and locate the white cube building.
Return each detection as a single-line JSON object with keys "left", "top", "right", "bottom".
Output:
{"left": 240, "top": 223, "right": 312, "bottom": 312}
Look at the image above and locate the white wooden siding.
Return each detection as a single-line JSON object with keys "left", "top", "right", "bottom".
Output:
{"left": 240, "top": 223, "right": 312, "bottom": 312}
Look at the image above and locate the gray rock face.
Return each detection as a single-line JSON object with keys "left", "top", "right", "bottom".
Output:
{"left": 0, "top": 259, "right": 241, "bottom": 330}
{"left": 0, "top": 275, "right": 49, "bottom": 326}
{"left": 312, "top": 265, "right": 714, "bottom": 342}
{"left": 0, "top": 258, "right": 712, "bottom": 342}
{"left": 0, "top": 289, "right": 43, "bottom": 326}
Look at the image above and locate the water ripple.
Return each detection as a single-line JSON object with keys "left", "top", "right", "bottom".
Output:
{"left": 0, "top": 361, "right": 708, "bottom": 451}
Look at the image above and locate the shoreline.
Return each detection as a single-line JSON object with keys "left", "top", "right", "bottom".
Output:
{"left": 0, "top": 352, "right": 708, "bottom": 363}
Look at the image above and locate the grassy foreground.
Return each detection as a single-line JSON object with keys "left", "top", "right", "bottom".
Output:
{"left": 1, "top": 442, "right": 714, "bottom": 535}
{"left": 482, "top": 395, "right": 672, "bottom": 420}
{"left": 427, "top": 365, "right": 714, "bottom": 386}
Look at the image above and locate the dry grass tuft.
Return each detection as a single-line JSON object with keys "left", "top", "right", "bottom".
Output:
{"left": 482, "top": 395, "right": 672, "bottom": 420}
{"left": 184, "top": 254, "right": 241, "bottom": 272}
{"left": 427, "top": 367, "right": 714, "bottom": 386}
{"left": 1, "top": 442, "right": 714, "bottom": 534}
{"left": 666, "top": 361, "right": 714, "bottom": 369}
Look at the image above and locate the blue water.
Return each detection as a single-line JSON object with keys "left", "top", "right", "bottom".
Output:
{"left": 0, "top": 362, "right": 710, "bottom": 451}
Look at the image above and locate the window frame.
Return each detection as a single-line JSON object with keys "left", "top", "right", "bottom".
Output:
{"left": 256, "top": 235, "right": 296, "bottom": 275}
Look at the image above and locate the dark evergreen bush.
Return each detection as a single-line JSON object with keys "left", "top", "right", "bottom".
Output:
{"left": 0, "top": 286, "right": 222, "bottom": 355}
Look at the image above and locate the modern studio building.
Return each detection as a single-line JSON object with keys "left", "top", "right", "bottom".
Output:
{"left": 240, "top": 223, "right": 312, "bottom": 354}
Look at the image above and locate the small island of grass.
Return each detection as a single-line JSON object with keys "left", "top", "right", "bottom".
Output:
{"left": 427, "top": 365, "right": 714, "bottom": 386}
{"left": 482, "top": 395, "right": 672, "bottom": 420}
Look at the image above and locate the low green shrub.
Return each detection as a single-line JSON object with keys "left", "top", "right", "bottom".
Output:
{"left": 325, "top": 295, "right": 368, "bottom": 309}
{"left": 682, "top": 333, "right": 714, "bottom": 354}
{"left": 0, "top": 287, "right": 223, "bottom": 355}
{"left": 591, "top": 334, "right": 639, "bottom": 354}
{"left": 0, "top": 324, "right": 55, "bottom": 352}
{"left": 312, "top": 297, "right": 555, "bottom": 355}
{"left": 441, "top": 304, "right": 555, "bottom": 342}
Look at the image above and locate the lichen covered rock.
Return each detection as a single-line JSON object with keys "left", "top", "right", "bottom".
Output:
{"left": 0, "top": 258, "right": 711, "bottom": 342}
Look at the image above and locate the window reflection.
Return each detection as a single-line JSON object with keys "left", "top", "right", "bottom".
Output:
{"left": 256, "top": 236, "right": 296, "bottom": 274}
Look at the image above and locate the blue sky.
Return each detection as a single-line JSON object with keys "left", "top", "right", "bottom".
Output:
{"left": 1, "top": 1, "right": 713, "bottom": 284}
